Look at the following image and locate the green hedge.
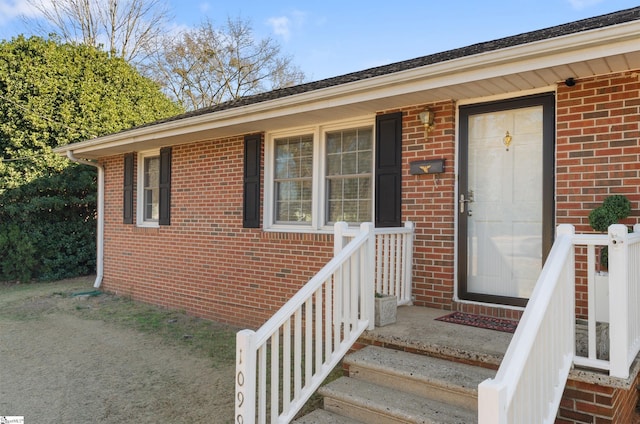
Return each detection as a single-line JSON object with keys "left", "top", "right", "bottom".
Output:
{"left": 0, "top": 164, "right": 96, "bottom": 282}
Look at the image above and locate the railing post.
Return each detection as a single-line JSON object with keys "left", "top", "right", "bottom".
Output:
{"left": 334, "top": 221, "right": 349, "bottom": 256}
{"left": 360, "top": 222, "right": 375, "bottom": 330}
{"left": 478, "top": 379, "right": 508, "bottom": 424}
{"left": 403, "top": 221, "right": 415, "bottom": 304}
{"left": 608, "top": 224, "right": 630, "bottom": 378}
{"left": 236, "top": 329, "right": 257, "bottom": 423}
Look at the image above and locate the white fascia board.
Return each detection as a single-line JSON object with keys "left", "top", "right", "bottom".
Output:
{"left": 58, "top": 20, "right": 640, "bottom": 156}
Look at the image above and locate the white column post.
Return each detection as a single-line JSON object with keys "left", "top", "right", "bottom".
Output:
{"left": 360, "top": 222, "right": 375, "bottom": 330}
{"left": 403, "top": 221, "right": 415, "bottom": 304}
{"left": 608, "top": 224, "right": 630, "bottom": 378}
{"left": 235, "top": 329, "right": 257, "bottom": 423}
{"left": 333, "top": 221, "right": 349, "bottom": 256}
{"left": 478, "top": 379, "right": 508, "bottom": 424}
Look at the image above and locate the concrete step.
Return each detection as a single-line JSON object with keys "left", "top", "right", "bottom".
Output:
{"left": 293, "top": 408, "right": 364, "bottom": 423}
{"left": 319, "top": 376, "right": 477, "bottom": 424}
{"left": 345, "top": 345, "right": 495, "bottom": 411}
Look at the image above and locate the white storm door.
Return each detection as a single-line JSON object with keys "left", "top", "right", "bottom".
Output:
{"left": 458, "top": 94, "right": 554, "bottom": 306}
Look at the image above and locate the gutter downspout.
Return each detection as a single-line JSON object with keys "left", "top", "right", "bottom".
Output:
{"left": 66, "top": 151, "right": 104, "bottom": 288}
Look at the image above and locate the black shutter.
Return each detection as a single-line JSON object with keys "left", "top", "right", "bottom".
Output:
{"left": 375, "top": 112, "right": 403, "bottom": 227}
{"left": 123, "top": 153, "right": 134, "bottom": 224}
{"left": 243, "top": 134, "right": 261, "bottom": 228}
{"left": 159, "top": 147, "right": 172, "bottom": 226}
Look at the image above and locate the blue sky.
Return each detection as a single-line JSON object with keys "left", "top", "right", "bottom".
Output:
{"left": 1, "top": 0, "right": 638, "bottom": 81}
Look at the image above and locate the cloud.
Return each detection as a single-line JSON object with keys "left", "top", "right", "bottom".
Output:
{"left": 566, "top": 0, "right": 605, "bottom": 10}
{"left": 0, "top": 0, "right": 42, "bottom": 23}
{"left": 267, "top": 10, "right": 307, "bottom": 42}
{"left": 267, "top": 16, "right": 291, "bottom": 41}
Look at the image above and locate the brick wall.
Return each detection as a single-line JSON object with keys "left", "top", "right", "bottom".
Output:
{"left": 102, "top": 136, "right": 334, "bottom": 328}
{"left": 556, "top": 71, "right": 640, "bottom": 318}
{"left": 397, "top": 102, "right": 457, "bottom": 310}
{"left": 99, "top": 69, "right": 639, "bottom": 329}
{"left": 557, "top": 368, "right": 640, "bottom": 423}
{"left": 99, "top": 102, "right": 461, "bottom": 328}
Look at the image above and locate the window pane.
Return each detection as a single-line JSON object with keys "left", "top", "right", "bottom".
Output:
{"left": 343, "top": 130, "right": 357, "bottom": 152}
{"left": 344, "top": 178, "right": 358, "bottom": 199}
{"left": 342, "top": 152, "right": 357, "bottom": 174}
{"left": 326, "top": 132, "right": 341, "bottom": 154}
{"left": 359, "top": 177, "right": 371, "bottom": 198}
{"left": 144, "top": 188, "right": 159, "bottom": 220}
{"left": 275, "top": 201, "right": 289, "bottom": 222}
{"left": 144, "top": 157, "right": 159, "bottom": 187}
{"left": 327, "top": 179, "right": 341, "bottom": 200}
{"left": 300, "top": 154, "right": 313, "bottom": 178}
{"left": 357, "top": 151, "right": 372, "bottom": 174}
{"left": 326, "top": 153, "right": 341, "bottom": 176}
{"left": 358, "top": 129, "right": 372, "bottom": 150}
{"left": 359, "top": 200, "right": 371, "bottom": 221}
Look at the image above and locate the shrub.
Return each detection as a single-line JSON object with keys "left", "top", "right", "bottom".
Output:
{"left": 588, "top": 194, "right": 632, "bottom": 269}
{"left": 0, "top": 165, "right": 96, "bottom": 282}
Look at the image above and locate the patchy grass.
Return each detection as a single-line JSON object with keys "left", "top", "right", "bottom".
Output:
{"left": 69, "top": 293, "right": 239, "bottom": 368}
{"left": 0, "top": 276, "right": 342, "bottom": 418}
{"left": 0, "top": 277, "right": 238, "bottom": 368}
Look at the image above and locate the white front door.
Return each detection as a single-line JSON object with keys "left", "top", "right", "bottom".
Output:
{"left": 458, "top": 95, "right": 555, "bottom": 306}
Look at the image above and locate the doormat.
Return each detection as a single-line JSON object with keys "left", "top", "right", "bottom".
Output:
{"left": 435, "top": 312, "right": 518, "bottom": 333}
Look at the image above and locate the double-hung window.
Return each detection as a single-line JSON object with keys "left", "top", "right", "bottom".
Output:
{"left": 137, "top": 150, "right": 160, "bottom": 226}
{"left": 274, "top": 135, "right": 313, "bottom": 224}
{"left": 265, "top": 118, "right": 374, "bottom": 231}
{"left": 325, "top": 127, "right": 372, "bottom": 224}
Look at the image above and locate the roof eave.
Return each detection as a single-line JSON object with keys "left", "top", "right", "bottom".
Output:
{"left": 54, "top": 19, "right": 640, "bottom": 159}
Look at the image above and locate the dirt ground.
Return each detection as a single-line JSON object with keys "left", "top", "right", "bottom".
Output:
{"left": 0, "top": 277, "right": 237, "bottom": 423}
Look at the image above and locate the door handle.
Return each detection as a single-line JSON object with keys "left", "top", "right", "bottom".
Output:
{"left": 459, "top": 190, "right": 474, "bottom": 214}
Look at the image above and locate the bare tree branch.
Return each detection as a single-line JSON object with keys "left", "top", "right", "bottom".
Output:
{"left": 24, "top": 0, "right": 171, "bottom": 63}
{"left": 144, "top": 18, "right": 306, "bottom": 111}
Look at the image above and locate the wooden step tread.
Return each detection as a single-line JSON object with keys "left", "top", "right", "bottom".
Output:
{"left": 346, "top": 345, "right": 495, "bottom": 410}
{"left": 320, "top": 376, "right": 478, "bottom": 424}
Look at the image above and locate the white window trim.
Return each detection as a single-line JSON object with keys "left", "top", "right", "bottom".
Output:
{"left": 136, "top": 148, "right": 160, "bottom": 228}
{"left": 264, "top": 116, "right": 375, "bottom": 233}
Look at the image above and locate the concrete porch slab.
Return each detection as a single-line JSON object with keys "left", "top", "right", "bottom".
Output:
{"left": 360, "top": 306, "right": 514, "bottom": 369}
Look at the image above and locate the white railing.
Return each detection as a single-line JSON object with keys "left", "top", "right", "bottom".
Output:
{"left": 479, "top": 223, "right": 640, "bottom": 423}
{"left": 478, "top": 224, "right": 576, "bottom": 424}
{"left": 601, "top": 224, "right": 640, "bottom": 378}
{"left": 571, "top": 231, "right": 610, "bottom": 372}
{"left": 235, "top": 222, "right": 376, "bottom": 424}
{"left": 337, "top": 221, "right": 415, "bottom": 305}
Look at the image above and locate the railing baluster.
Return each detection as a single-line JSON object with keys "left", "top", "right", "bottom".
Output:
{"left": 375, "top": 235, "right": 382, "bottom": 294}
{"left": 382, "top": 234, "right": 390, "bottom": 294}
{"left": 587, "top": 244, "right": 597, "bottom": 360}
{"left": 334, "top": 267, "right": 342, "bottom": 349}
{"left": 314, "top": 288, "right": 322, "bottom": 377}
{"left": 270, "top": 331, "right": 279, "bottom": 423}
{"left": 258, "top": 344, "right": 267, "bottom": 423}
{"left": 350, "top": 253, "right": 359, "bottom": 333}
{"left": 325, "top": 277, "right": 332, "bottom": 361}
{"left": 283, "top": 318, "right": 291, "bottom": 416}
{"left": 294, "top": 307, "right": 302, "bottom": 400}
{"left": 394, "top": 233, "right": 402, "bottom": 299}
{"left": 304, "top": 297, "right": 312, "bottom": 391}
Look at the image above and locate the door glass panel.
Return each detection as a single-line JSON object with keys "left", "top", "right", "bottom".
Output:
{"left": 466, "top": 106, "right": 543, "bottom": 299}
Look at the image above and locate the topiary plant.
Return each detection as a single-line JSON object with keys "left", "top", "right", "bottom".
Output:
{"left": 588, "top": 195, "right": 632, "bottom": 269}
